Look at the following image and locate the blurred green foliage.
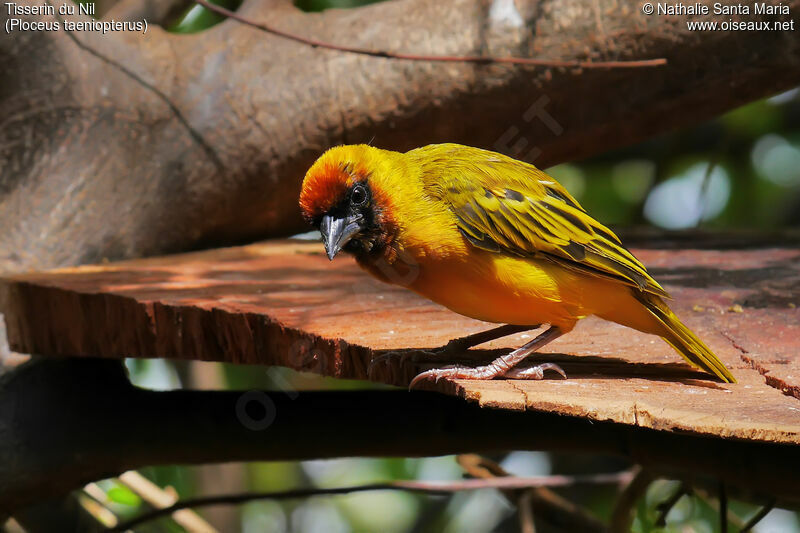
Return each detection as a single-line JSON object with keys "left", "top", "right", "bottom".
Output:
{"left": 166, "top": 0, "right": 381, "bottom": 33}
{"left": 106, "top": 485, "right": 142, "bottom": 507}
{"left": 168, "top": 0, "right": 243, "bottom": 33}
{"left": 294, "top": 0, "right": 383, "bottom": 12}
{"left": 553, "top": 91, "right": 800, "bottom": 231}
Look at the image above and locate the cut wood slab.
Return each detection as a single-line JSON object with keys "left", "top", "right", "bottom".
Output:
{"left": 2, "top": 240, "right": 799, "bottom": 444}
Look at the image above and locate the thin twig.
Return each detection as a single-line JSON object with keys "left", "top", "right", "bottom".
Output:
{"left": 719, "top": 481, "right": 728, "bottom": 533}
{"left": 610, "top": 466, "right": 655, "bottom": 533}
{"left": 457, "top": 454, "right": 511, "bottom": 479}
{"left": 192, "top": 0, "right": 667, "bottom": 69}
{"left": 77, "top": 494, "right": 118, "bottom": 528}
{"left": 456, "top": 455, "right": 538, "bottom": 533}
{"left": 692, "top": 485, "right": 745, "bottom": 529}
{"left": 82, "top": 482, "right": 110, "bottom": 507}
{"left": 694, "top": 124, "right": 732, "bottom": 228}
{"left": 110, "top": 473, "right": 632, "bottom": 532}
{"left": 740, "top": 501, "right": 776, "bottom": 533}
{"left": 456, "top": 455, "right": 609, "bottom": 533}
{"left": 518, "top": 490, "right": 537, "bottom": 533}
{"left": 655, "top": 482, "right": 690, "bottom": 527}
{"left": 118, "top": 471, "right": 217, "bottom": 533}
{"left": 695, "top": 159, "right": 719, "bottom": 228}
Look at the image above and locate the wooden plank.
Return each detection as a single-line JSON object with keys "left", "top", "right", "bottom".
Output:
{"left": 2, "top": 240, "right": 799, "bottom": 444}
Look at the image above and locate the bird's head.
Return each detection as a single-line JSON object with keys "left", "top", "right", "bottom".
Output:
{"left": 299, "top": 145, "right": 397, "bottom": 261}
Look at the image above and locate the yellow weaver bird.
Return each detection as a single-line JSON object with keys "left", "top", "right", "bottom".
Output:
{"left": 299, "top": 143, "right": 736, "bottom": 386}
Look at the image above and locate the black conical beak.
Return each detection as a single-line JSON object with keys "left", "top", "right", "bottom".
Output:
{"left": 320, "top": 214, "right": 362, "bottom": 261}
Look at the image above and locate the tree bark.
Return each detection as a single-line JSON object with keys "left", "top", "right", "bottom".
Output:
{"left": 1, "top": 0, "right": 798, "bottom": 272}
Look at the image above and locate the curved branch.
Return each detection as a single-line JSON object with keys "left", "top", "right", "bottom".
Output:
{"left": 111, "top": 472, "right": 632, "bottom": 532}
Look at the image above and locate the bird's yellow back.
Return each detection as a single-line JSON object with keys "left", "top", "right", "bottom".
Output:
{"left": 407, "top": 144, "right": 668, "bottom": 297}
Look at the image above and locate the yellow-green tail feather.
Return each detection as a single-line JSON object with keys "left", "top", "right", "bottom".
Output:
{"left": 638, "top": 293, "right": 736, "bottom": 383}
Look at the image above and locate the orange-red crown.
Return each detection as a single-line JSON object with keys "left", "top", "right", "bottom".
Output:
{"left": 299, "top": 146, "right": 371, "bottom": 223}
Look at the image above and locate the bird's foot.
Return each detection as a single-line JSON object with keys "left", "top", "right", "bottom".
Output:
{"left": 409, "top": 362, "right": 566, "bottom": 389}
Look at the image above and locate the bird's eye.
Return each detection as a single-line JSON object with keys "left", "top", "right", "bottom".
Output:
{"left": 351, "top": 185, "right": 367, "bottom": 206}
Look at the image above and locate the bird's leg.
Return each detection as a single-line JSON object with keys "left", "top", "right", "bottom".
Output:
{"left": 368, "top": 324, "right": 538, "bottom": 377}
{"left": 440, "top": 324, "right": 539, "bottom": 354}
{"left": 409, "top": 326, "right": 566, "bottom": 388}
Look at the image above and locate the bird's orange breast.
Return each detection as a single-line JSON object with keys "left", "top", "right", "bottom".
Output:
{"left": 359, "top": 241, "right": 658, "bottom": 336}
{"left": 382, "top": 247, "right": 585, "bottom": 330}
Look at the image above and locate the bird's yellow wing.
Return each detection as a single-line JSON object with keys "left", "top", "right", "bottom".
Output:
{"left": 413, "top": 144, "right": 669, "bottom": 298}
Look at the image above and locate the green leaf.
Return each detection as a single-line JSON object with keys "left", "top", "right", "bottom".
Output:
{"left": 107, "top": 486, "right": 142, "bottom": 507}
{"left": 294, "top": 0, "right": 387, "bottom": 12}
{"left": 168, "top": 0, "right": 243, "bottom": 33}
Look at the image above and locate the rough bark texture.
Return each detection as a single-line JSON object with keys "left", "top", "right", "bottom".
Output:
{"left": 1, "top": 0, "right": 799, "bottom": 272}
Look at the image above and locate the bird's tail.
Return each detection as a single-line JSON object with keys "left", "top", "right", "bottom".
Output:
{"left": 636, "top": 292, "right": 736, "bottom": 383}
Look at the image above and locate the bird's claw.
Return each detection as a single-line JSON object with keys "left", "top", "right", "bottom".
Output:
{"left": 408, "top": 362, "right": 567, "bottom": 389}
{"left": 505, "top": 362, "right": 567, "bottom": 380}
{"left": 408, "top": 365, "right": 466, "bottom": 389}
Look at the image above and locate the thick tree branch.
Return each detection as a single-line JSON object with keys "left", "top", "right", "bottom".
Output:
{"left": 193, "top": 0, "right": 668, "bottom": 68}
{"left": 2, "top": 357, "right": 799, "bottom": 516}
{"left": 1, "top": 0, "right": 798, "bottom": 272}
